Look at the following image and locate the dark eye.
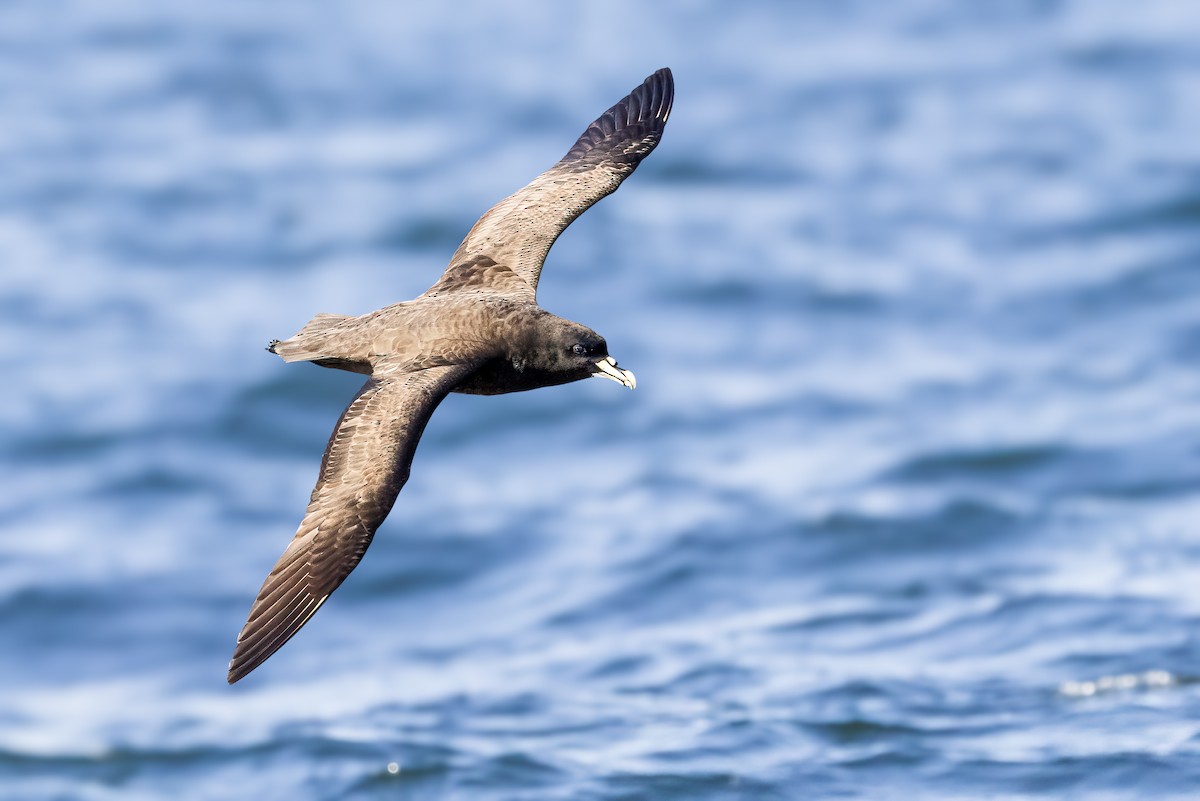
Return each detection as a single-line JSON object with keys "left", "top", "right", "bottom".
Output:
{"left": 572, "top": 343, "right": 586, "bottom": 356}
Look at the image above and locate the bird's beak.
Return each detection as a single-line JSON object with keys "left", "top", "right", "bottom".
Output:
{"left": 592, "top": 356, "right": 636, "bottom": 389}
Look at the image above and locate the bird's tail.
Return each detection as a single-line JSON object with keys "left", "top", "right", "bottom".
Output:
{"left": 267, "top": 313, "right": 369, "bottom": 373}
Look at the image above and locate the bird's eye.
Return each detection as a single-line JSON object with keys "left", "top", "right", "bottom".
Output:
{"left": 572, "top": 343, "right": 587, "bottom": 356}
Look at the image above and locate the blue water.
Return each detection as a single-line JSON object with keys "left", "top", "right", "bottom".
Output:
{"left": 4, "top": 0, "right": 1200, "bottom": 798}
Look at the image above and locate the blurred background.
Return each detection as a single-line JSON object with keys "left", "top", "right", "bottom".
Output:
{"left": 4, "top": 0, "right": 1200, "bottom": 798}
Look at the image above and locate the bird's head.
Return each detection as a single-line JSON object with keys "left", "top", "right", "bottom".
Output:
{"left": 519, "top": 315, "right": 636, "bottom": 390}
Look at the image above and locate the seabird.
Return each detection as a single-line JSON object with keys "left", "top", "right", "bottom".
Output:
{"left": 228, "top": 68, "right": 673, "bottom": 683}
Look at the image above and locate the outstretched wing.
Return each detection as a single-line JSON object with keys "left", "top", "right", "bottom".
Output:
{"left": 228, "top": 364, "right": 470, "bottom": 683}
{"left": 424, "top": 67, "right": 674, "bottom": 300}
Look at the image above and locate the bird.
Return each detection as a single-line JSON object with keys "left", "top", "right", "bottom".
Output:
{"left": 227, "top": 68, "right": 673, "bottom": 683}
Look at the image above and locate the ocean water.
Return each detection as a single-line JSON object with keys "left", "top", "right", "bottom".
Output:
{"left": 4, "top": 0, "right": 1200, "bottom": 798}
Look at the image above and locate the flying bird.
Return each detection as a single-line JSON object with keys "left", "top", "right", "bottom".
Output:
{"left": 228, "top": 68, "right": 673, "bottom": 683}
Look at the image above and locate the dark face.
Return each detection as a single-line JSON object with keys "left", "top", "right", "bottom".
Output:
{"left": 564, "top": 330, "right": 609, "bottom": 372}
{"left": 517, "top": 316, "right": 636, "bottom": 390}
{"left": 527, "top": 323, "right": 607, "bottom": 376}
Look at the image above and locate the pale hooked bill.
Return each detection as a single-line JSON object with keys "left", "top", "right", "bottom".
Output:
{"left": 594, "top": 356, "right": 636, "bottom": 389}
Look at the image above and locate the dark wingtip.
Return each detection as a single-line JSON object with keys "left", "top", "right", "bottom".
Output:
{"left": 646, "top": 67, "right": 674, "bottom": 123}
{"left": 227, "top": 655, "right": 257, "bottom": 684}
{"left": 267, "top": 339, "right": 281, "bottom": 354}
{"left": 228, "top": 650, "right": 251, "bottom": 684}
{"left": 226, "top": 629, "right": 276, "bottom": 685}
{"left": 563, "top": 67, "right": 675, "bottom": 163}
{"left": 227, "top": 642, "right": 265, "bottom": 684}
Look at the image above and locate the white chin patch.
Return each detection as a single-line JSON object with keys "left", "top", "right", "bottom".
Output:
{"left": 593, "top": 356, "right": 636, "bottom": 389}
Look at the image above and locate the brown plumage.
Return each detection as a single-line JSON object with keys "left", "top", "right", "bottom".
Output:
{"left": 228, "top": 68, "right": 673, "bottom": 683}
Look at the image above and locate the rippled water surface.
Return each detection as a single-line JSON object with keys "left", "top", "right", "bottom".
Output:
{"left": 5, "top": 1, "right": 1200, "bottom": 798}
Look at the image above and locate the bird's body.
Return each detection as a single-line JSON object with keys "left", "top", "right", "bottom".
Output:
{"left": 228, "top": 68, "right": 673, "bottom": 683}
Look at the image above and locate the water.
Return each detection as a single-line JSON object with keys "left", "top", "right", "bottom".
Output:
{"left": 4, "top": 0, "right": 1200, "bottom": 798}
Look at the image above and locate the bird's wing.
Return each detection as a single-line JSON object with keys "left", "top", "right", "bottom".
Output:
{"left": 228, "top": 363, "right": 471, "bottom": 683}
{"left": 423, "top": 68, "right": 673, "bottom": 301}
